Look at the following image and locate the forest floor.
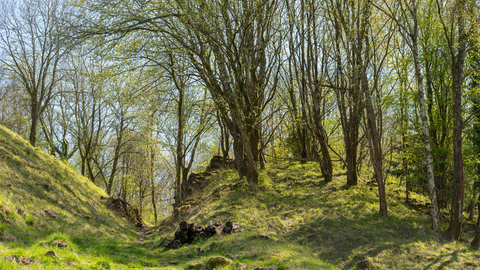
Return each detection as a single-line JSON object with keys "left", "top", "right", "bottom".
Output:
{"left": 1, "top": 123, "right": 480, "bottom": 269}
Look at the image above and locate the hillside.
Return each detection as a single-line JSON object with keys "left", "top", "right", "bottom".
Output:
{"left": 150, "top": 163, "right": 480, "bottom": 269}
{"left": 0, "top": 125, "right": 148, "bottom": 269}
{"left": 1, "top": 124, "right": 480, "bottom": 269}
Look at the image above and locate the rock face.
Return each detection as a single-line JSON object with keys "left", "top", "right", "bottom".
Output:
{"left": 165, "top": 221, "right": 242, "bottom": 249}
{"left": 181, "top": 172, "right": 212, "bottom": 201}
{"left": 357, "top": 260, "right": 371, "bottom": 269}
{"left": 45, "top": 209, "right": 57, "bottom": 218}
{"left": 4, "top": 255, "right": 34, "bottom": 266}
{"left": 181, "top": 155, "right": 235, "bottom": 201}
{"left": 105, "top": 198, "right": 143, "bottom": 227}
{"left": 205, "top": 155, "right": 235, "bottom": 172}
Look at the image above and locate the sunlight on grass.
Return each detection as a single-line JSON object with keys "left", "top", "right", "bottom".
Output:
{"left": 2, "top": 122, "right": 480, "bottom": 269}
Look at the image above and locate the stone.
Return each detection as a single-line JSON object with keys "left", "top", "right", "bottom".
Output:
{"left": 254, "top": 265, "right": 277, "bottom": 270}
{"left": 45, "top": 210, "right": 57, "bottom": 219}
{"left": 208, "top": 256, "right": 232, "bottom": 268}
{"left": 52, "top": 240, "right": 67, "bottom": 248}
{"left": 357, "top": 260, "right": 371, "bottom": 269}
{"left": 0, "top": 206, "right": 12, "bottom": 215}
{"left": 45, "top": 250, "right": 59, "bottom": 258}
{"left": 169, "top": 259, "right": 179, "bottom": 265}
{"left": 2, "top": 236, "right": 18, "bottom": 243}
{"left": 15, "top": 206, "right": 24, "bottom": 216}
{"left": 196, "top": 247, "right": 204, "bottom": 255}
{"left": 4, "top": 255, "right": 33, "bottom": 266}
{"left": 210, "top": 242, "right": 219, "bottom": 249}
{"left": 187, "top": 261, "right": 204, "bottom": 269}
{"left": 123, "top": 244, "right": 130, "bottom": 248}
{"left": 4, "top": 255, "right": 15, "bottom": 262}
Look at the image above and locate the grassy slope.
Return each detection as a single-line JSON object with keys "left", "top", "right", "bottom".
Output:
{"left": 0, "top": 125, "right": 161, "bottom": 269}
{"left": 1, "top": 123, "right": 480, "bottom": 269}
{"left": 152, "top": 162, "right": 480, "bottom": 270}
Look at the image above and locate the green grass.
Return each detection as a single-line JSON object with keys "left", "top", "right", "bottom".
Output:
{"left": 1, "top": 124, "right": 480, "bottom": 269}
{"left": 153, "top": 162, "right": 480, "bottom": 269}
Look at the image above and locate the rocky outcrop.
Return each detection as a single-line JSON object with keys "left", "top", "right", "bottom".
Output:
{"left": 165, "top": 221, "right": 242, "bottom": 249}
{"left": 181, "top": 156, "right": 234, "bottom": 201}
{"left": 181, "top": 172, "right": 212, "bottom": 201}
{"left": 205, "top": 155, "right": 235, "bottom": 172}
{"left": 105, "top": 198, "right": 144, "bottom": 227}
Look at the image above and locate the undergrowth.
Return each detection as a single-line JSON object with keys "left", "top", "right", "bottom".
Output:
{"left": 1, "top": 124, "right": 480, "bottom": 269}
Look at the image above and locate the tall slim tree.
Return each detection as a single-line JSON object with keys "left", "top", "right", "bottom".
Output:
{"left": 0, "top": 0, "right": 74, "bottom": 146}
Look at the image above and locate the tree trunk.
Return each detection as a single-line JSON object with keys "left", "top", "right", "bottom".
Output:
{"left": 175, "top": 83, "right": 184, "bottom": 209}
{"left": 447, "top": 0, "right": 467, "bottom": 238}
{"left": 29, "top": 100, "right": 39, "bottom": 147}
{"left": 346, "top": 136, "right": 359, "bottom": 186}
{"left": 471, "top": 193, "right": 480, "bottom": 246}
{"left": 150, "top": 149, "right": 157, "bottom": 225}
{"left": 412, "top": 34, "right": 440, "bottom": 232}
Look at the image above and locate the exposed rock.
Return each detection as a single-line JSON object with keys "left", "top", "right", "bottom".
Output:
{"left": 169, "top": 259, "right": 179, "bottom": 265}
{"left": 45, "top": 210, "right": 57, "bottom": 219}
{"left": 196, "top": 247, "right": 204, "bottom": 255}
{"left": 15, "top": 206, "right": 24, "bottom": 216}
{"left": 105, "top": 197, "right": 144, "bottom": 227}
{"left": 180, "top": 172, "right": 212, "bottom": 201}
{"left": 2, "top": 236, "right": 18, "bottom": 243}
{"left": 254, "top": 265, "right": 277, "bottom": 270}
{"left": 205, "top": 155, "right": 234, "bottom": 172}
{"left": 45, "top": 250, "right": 59, "bottom": 258}
{"left": 357, "top": 260, "right": 371, "bottom": 269}
{"left": 4, "top": 255, "right": 34, "bottom": 265}
{"left": 0, "top": 206, "right": 12, "bottom": 215}
{"left": 122, "top": 244, "right": 130, "bottom": 248}
{"left": 181, "top": 155, "right": 234, "bottom": 201}
{"left": 165, "top": 221, "right": 242, "bottom": 249}
{"left": 187, "top": 261, "right": 204, "bottom": 269}
{"left": 51, "top": 240, "right": 67, "bottom": 248}
{"left": 208, "top": 256, "right": 232, "bottom": 268}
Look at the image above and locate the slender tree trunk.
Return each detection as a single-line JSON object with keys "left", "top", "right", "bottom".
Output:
{"left": 447, "top": 0, "right": 467, "bottom": 239}
{"left": 471, "top": 193, "right": 480, "bottom": 246}
{"left": 448, "top": 55, "right": 466, "bottom": 240}
{"left": 29, "top": 100, "right": 39, "bottom": 146}
{"left": 470, "top": 186, "right": 477, "bottom": 220}
{"left": 363, "top": 83, "right": 387, "bottom": 216}
{"left": 175, "top": 84, "right": 184, "bottom": 209}
{"left": 150, "top": 148, "right": 157, "bottom": 225}
{"left": 346, "top": 136, "right": 359, "bottom": 186}
{"left": 412, "top": 34, "right": 440, "bottom": 232}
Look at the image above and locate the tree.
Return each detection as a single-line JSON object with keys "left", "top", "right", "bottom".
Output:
{"left": 375, "top": 0, "right": 441, "bottom": 231}
{"left": 0, "top": 0, "right": 74, "bottom": 146}
{"left": 436, "top": 0, "right": 475, "bottom": 240}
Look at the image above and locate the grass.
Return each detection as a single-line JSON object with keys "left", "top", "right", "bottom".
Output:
{"left": 1, "top": 123, "right": 480, "bottom": 269}
{"left": 153, "top": 162, "right": 480, "bottom": 269}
